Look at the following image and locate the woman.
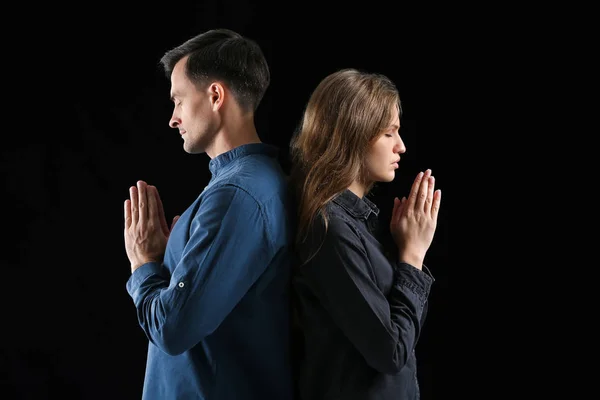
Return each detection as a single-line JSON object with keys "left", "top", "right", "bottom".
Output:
{"left": 289, "top": 68, "right": 441, "bottom": 400}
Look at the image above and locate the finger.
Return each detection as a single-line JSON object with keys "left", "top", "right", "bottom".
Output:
{"left": 415, "top": 169, "right": 431, "bottom": 212}
{"left": 394, "top": 196, "right": 405, "bottom": 224}
{"left": 124, "top": 199, "right": 132, "bottom": 229}
{"left": 425, "top": 176, "right": 435, "bottom": 213}
{"left": 137, "top": 181, "right": 148, "bottom": 223}
{"left": 171, "top": 215, "right": 180, "bottom": 231}
{"left": 130, "top": 186, "right": 139, "bottom": 225}
{"left": 406, "top": 171, "right": 424, "bottom": 211}
{"left": 399, "top": 196, "right": 407, "bottom": 217}
{"left": 431, "top": 189, "right": 441, "bottom": 220}
{"left": 395, "top": 197, "right": 405, "bottom": 225}
{"left": 150, "top": 186, "right": 170, "bottom": 236}
{"left": 391, "top": 197, "right": 399, "bottom": 224}
{"left": 146, "top": 185, "right": 158, "bottom": 224}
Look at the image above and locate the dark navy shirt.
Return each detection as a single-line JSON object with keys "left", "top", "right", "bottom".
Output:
{"left": 127, "top": 143, "right": 295, "bottom": 400}
{"left": 292, "top": 189, "right": 434, "bottom": 400}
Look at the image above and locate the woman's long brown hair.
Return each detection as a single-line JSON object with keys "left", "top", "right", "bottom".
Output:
{"left": 289, "top": 68, "right": 401, "bottom": 263}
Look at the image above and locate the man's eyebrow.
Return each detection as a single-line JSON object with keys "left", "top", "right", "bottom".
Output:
{"left": 170, "top": 92, "right": 179, "bottom": 102}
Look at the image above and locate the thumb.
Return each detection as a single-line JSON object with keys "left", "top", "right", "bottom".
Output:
{"left": 397, "top": 196, "right": 407, "bottom": 215}
{"left": 391, "top": 197, "right": 400, "bottom": 226}
{"left": 171, "top": 215, "right": 180, "bottom": 231}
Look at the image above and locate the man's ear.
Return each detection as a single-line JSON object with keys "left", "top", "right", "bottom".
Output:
{"left": 208, "top": 82, "right": 225, "bottom": 111}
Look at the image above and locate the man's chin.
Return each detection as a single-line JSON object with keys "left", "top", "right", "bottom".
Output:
{"left": 183, "top": 143, "right": 204, "bottom": 154}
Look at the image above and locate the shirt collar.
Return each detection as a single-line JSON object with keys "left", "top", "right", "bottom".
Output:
{"left": 208, "top": 143, "right": 279, "bottom": 175}
{"left": 332, "top": 189, "right": 380, "bottom": 219}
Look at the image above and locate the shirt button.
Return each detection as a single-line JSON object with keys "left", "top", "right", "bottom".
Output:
{"left": 178, "top": 282, "right": 185, "bottom": 288}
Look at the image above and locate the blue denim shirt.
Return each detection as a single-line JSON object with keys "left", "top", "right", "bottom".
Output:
{"left": 127, "top": 143, "right": 295, "bottom": 400}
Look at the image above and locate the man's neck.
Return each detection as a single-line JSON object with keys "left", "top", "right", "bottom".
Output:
{"left": 206, "top": 123, "right": 261, "bottom": 159}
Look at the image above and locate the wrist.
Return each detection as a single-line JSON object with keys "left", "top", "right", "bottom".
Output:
{"left": 131, "top": 262, "right": 143, "bottom": 274}
{"left": 398, "top": 252, "right": 424, "bottom": 270}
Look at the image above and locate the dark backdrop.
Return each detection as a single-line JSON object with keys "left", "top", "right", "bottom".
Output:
{"left": 2, "top": 3, "right": 449, "bottom": 399}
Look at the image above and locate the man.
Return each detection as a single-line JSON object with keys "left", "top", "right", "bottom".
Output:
{"left": 123, "top": 29, "right": 294, "bottom": 400}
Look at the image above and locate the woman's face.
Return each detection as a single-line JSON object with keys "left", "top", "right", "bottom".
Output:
{"left": 364, "top": 106, "right": 406, "bottom": 183}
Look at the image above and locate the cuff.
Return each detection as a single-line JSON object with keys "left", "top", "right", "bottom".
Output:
{"left": 394, "top": 262, "right": 434, "bottom": 298}
{"left": 126, "top": 261, "right": 164, "bottom": 304}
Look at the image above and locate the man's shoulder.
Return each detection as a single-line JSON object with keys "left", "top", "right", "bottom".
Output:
{"left": 236, "top": 152, "right": 287, "bottom": 178}
{"left": 223, "top": 158, "right": 288, "bottom": 196}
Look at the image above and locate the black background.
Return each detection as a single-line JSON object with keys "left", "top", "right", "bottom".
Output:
{"left": 2, "top": 3, "right": 449, "bottom": 399}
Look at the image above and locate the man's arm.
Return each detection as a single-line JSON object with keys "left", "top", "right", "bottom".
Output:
{"left": 126, "top": 184, "right": 273, "bottom": 355}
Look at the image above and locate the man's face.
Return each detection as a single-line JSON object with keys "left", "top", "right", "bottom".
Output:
{"left": 168, "top": 56, "right": 217, "bottom": 154}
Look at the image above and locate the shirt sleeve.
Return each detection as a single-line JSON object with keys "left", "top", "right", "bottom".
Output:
{"left": 299, "top": 215, "right": 433, "bottom": 374}
{"left": 126, "top": 184, "right": 273, "bottom": 355}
